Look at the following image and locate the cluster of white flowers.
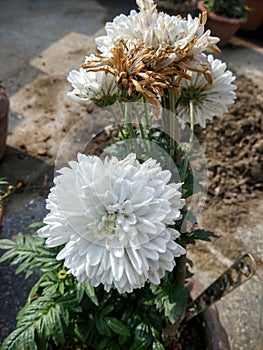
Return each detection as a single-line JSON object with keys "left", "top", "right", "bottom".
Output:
{"left": 39, "top": 154, "right": 185, "bottom": 293}
{"left": 40, "top": 0, "right": 238, "bottom": 294}
{"left": 66, "top": 0, "right": 236, "bottom": 127}
{"left": 96, "top": 5, "right": 215, "bottom": 53}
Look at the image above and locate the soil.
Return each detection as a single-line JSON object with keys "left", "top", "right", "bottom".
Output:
{"left": 199, "top": 74, "right": 263, "bottom": 232}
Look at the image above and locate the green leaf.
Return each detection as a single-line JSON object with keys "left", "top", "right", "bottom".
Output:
{"left": 44, "top": 283, "right": 60, "bottom": 296}
{"left": 0, "top": 232, "right": 62, "bottom": 278}
{"left": 153, "top": 283, "right": 189, "bottom": 324}
{"left": 83, "top": 281, "right": 98, "bottom": 306}
{"left": 97, "top": 337, "right": 112, "bottom": 350}
{"left": 101, "top": 304, "right": 115, "bottom": 316}
{"left": 130, "top": 338, "right": 151, "bottom": 350}
{"left": 59, "top": 281, "right": 65, "bottom": 295}
{"left": 153, "top": 339, "right": 165, "bottom": 350}
{"left": 105, "top": 317, "right": 131, "bottom": 337}
{"left": 166, "top": 285, "right": 189, "bottom": 323}
{"left": 95, "top": 314, "right": 112, "bottom": 337}
{"left": 74, "top": 323, "right": 89, "bottom": 343}
{"left": 0, "top": 249, "right": 17, "bottom": 263}
{"left": 27, "top": 222, "right": 45, "bottom": 229}
{"left": 0, "top": 324, "right": 37, "bottom": 350}
{"left": 50, "top": 305, "right": 65, "bottom": 344}
{"left": 28, "top": 274, "right": 47, "bottom": 303}
{"left": 0, "top": 238, "right": 16, "bottom": 250}
{"left": 76, "top": 282, "right": 85, "bottom": 302}
{"left": 57, "top": 294, "right": 82, "bottom": 312}
{"left": 184, "top": 229, "right": 219, "bottom": 245}
{"left": 1, "top": 296, "right": 68, "bottom": 350}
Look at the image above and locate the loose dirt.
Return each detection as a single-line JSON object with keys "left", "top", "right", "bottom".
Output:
{"left": 200, "top": 75, "right": 263, "bottom": 232}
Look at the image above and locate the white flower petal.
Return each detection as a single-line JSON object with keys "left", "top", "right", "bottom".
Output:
{"left": 177, "top": 54, "right": 236, "bottom": 128}
{"left": 38, "top": 153, "right": 185, "bottom": 293}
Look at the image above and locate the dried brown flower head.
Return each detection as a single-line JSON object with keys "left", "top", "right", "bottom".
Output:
{"left": 82, "top": 13, "right": 218, "bottom": 108}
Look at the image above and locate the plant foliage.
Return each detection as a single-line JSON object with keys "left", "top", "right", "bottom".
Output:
{"left": 203, "top": 0, "right": 249, "bottom": 19}
{"left": 0, "top": 229, "right": 194, "bottom": 350}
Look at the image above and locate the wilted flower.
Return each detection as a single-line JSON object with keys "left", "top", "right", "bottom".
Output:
{"left": 78, "top": 0, "right": 222, "bottom": 109}
{"left": 82, "top": 41, "right": 191, "bottom": 107}
{"left": 176, "top": 55, "right": 236, "bottom": 128}
{"left": 38, "top": 153, "right": 185, "bottom": 293}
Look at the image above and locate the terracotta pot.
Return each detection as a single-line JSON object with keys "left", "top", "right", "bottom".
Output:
{"left": 187, "top": 278, "right": 230, "bottom": 350}
{"left": 197, "top": 1, "right": 247, "bottom": 47}
{"left": 0, "top": 86, "right": 9, "bottom": 160}
{"left": 241, "top": 0, "right": 263, "bottom": 31}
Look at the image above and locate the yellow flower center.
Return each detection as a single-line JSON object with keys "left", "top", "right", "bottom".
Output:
{"left": 58, "top": 269, "right": 67, "bottom": 279}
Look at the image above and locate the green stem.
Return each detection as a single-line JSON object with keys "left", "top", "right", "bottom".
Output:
{"left": 167, "top": 89, "right": 176, "bottom": 160}
{"left": 106, "top": 105, "right": 126, "bottom": 140}
{"left": 123, "top": 104, "right": 140, "bottom": 155}
{"left": 189, "top": 100, "right": 195, "bottom": 145}
{"left": 143, "top": 97, "right": 150, "bottom": 127}
{"left": 180, "top": 101, "right": 195, "bottom": 183}
{"left": 138, "top": 122, "right": 146, "bottom": 140}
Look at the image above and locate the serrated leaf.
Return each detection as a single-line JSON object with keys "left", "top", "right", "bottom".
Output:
{"left": 44, "top": 283, "right": 59, "bottom": 296}
{"left": 0, "top": 249, "right": 17, "bottom": 263}
{"left": 106, "top": 317, "right": 130, "bottom": 337}
{"left": 51, "top": 305, "right": 65, "bottom": 344}
{"left": 0, "top": 324, "right": 37, "bottom": 350}
{"left": 0, "top": 238, "right": 16, "bottom": 250}
{"left": 27, "top": 222, "right": 45, "bottom": 229}
{"left": 1, "top": 296, "right": 67, "bottom": 350}
{"left": 15, "top": 257, "right": 33, "bottom": 275}
{"left": 0, "top": 232, "right": 62, "bottom": 280}
{"left": 166, "top": 286, "right": 188, "bottom": 323}
{"left": 185, "top": 229, "right": 219, "bottom": 245}
{"left": 153, "top": 283, "right": 189, "bottom": 324}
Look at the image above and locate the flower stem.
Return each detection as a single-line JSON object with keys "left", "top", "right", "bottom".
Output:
{"left": 180, "top": 100, "right": 195, "bottom": 183}
{"left": 168, "top": 88, "right": 176, "bottom": 159}
{"left": 123, "top": 103, "right": 140, "bottom": 155}
{"left": 106, "top": 105, "right": 126, "bottom": 140}
{"left": 189, "top": 100, "right": 194, "bottom": 145}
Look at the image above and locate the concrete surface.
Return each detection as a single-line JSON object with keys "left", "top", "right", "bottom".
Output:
{"left": 0, "top": 0, "right": 262, "bottom": 349}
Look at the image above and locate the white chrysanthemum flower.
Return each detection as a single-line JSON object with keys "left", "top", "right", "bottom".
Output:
{"left": 176, "top": 55, "right": 236, "bottom": 128}
{"left": 67, "top": 67, "right": 117, "bottom": 105}
{"left": 95, "top": 0, "right": 219, "bottom": 60}
{"left": 38, "top": 153, "right": 185, "bottom": 293}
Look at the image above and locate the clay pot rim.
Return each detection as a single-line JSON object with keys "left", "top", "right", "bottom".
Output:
{"left": 198, "top": 0, "right": 247, "bottom": 24}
